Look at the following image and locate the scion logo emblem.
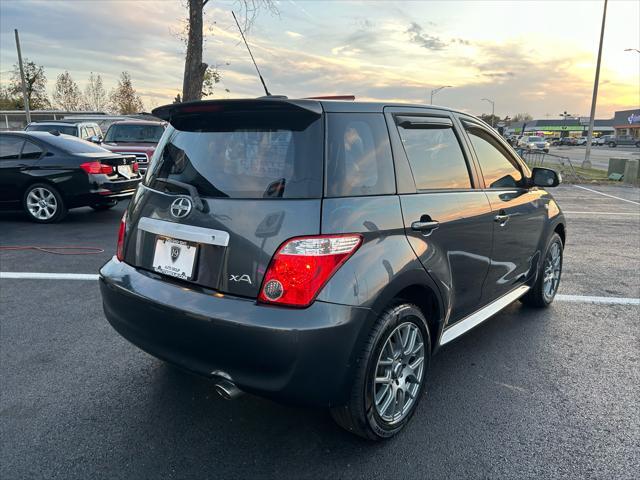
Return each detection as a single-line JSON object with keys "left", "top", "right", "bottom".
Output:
{"left": 170, "top": 245, "right": 181, "bottom": 262}
{"left": 170, "top": 197, "right": 192, "bottom": 219}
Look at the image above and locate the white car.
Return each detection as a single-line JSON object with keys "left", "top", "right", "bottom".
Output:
{"left": 517, "top": 136, "right": 550, "bottom": 153}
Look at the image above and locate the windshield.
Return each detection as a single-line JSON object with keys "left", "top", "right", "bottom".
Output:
{"left": 104, "top": 124, "right": 164, "bottom": 143}
{"left": 26, "top": 124, "right": 77, "bottom": 136}
{"left": 529, "top": 137, "right": 543, "bottom": 142}
{"left": 146, "top": 113, "right": 323, "bottom": 199}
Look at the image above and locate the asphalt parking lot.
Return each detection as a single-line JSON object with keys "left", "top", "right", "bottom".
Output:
{"left": 1, "top": 185, "right": 639, "bottom": 479}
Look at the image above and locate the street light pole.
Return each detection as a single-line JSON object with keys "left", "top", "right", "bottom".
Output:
{"left": 482, "top": 98, "right": 495, "bottom": 127}
{"left": 14, "top": 29, "right": 31, "bottom": 124}
{"left": 430, "top": 85, "right": 452, "bottom": 105}
{"left": 583, "top": 0, "right": 608, "bottom": 169}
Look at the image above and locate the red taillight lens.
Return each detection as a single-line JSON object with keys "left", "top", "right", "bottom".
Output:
{"left": 80, "top": 161, "right": 114, "bottom": 175}
{"left": 132, "top": 162, "right": 139, "bottom": 173}
{"left": 116, "top": 212, "right": 127, "bottom": 261}
{"left": 258, "top": 234, "right": 363, "bottom": 307}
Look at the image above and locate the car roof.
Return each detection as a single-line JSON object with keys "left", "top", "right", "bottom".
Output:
{"left": 152, "top": 97, "right": 484, "bottom": 126}
{"left": 108, "top": 120, "right": 165, "bottom": 126}
{"left": 27, "top": 121, "right": 98, "bottom": 126}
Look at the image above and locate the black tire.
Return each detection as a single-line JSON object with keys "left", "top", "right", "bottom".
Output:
{"left": 608, "top": 142, "right": 616, "bottom": 148}
{"left": 330, "top": 303, "right": 431, "bottom": 440}
{"left": 22, "top": 183, "right": 67, "bottom": 223}
{"left": 521, "top": 233, "right": 563, "bottom": 308}
{"left": 90, "top": 200, "right": 117, "bottom": 211}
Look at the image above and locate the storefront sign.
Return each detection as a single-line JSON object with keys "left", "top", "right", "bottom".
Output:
{"left": 628, "top": 113, "right": 640, "bottom": 124}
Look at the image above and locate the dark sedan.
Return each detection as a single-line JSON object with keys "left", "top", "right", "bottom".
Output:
{"left": 0, "top": 131, "right": 142, "bottom": 223}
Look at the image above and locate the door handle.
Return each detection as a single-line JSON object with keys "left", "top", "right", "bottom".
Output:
{"left": 411, "top": 220, "right": 440, "bottom": 232}
{"left": 494, "top": 211, "right": 510, "bottom": 226}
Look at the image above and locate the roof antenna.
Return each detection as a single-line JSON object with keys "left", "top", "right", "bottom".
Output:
{"left": 231, "top": 11, "right": 271, "bottom": 96}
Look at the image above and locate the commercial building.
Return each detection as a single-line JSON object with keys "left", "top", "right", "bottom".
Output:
{"left": 612, "top": 109, "right": 640, "bottom": 140}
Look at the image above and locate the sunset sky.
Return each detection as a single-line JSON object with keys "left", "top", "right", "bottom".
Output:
{"left": 1, "top": 0, "right": 638, "bottom": 119}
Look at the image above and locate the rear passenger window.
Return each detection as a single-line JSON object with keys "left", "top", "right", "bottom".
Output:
{"left": 326, "top": 113, "right": 395, "bottom": 197}
{"left": 21, "top": 140, "right": 43, "bottom": 160}
{"left": 0, "top": 136, "right": 24, "bottom": 161}
{"left": 466, "top": 127, "right": 523, "bottom": 188}
{"left": 397, "top": 121, "right": 471, "bottom": 190}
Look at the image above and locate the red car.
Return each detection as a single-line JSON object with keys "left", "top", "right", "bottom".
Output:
{"left": 101, "top": 120, "right": 166, "bottom": 173}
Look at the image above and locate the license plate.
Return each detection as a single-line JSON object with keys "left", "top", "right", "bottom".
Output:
{"left": 117, "top": 164, "right": 133, "bottom": 178}
{"left": 152, "top": 237, "right": 197, "bottom": 280}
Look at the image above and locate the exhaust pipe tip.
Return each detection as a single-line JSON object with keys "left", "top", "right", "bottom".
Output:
{"left": 214, "top": 379, "right": 243, "bottom": 400}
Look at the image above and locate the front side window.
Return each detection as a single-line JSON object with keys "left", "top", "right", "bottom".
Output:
{"left": 466, "top": 127, "right": 523, "bottom": 188}
{"left": 326, "top": 113, "right": 395, "bottom": 197}
{"left": 397, "top": 122, "right": 471, "bottom": 190}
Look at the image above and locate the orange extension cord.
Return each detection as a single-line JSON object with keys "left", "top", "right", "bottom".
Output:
{"left": 0, "top": 246, "right": 105, "bottom": 255}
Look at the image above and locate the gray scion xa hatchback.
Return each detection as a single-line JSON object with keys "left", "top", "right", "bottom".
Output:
{"left": 100, "top": 98, "right": 566, "bottom": 440}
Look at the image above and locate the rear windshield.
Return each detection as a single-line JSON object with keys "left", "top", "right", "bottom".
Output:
{"left": 26, "top": 124, "right": 77, "bottom": 136}
{"left": 42, "top": 134, "right": 111, "bottom": 154}
{"left": 105, "top": 124, "right": 164, "bottom": 143}
{"left": 146, "top": 113, "right": 323, "bottom": 199}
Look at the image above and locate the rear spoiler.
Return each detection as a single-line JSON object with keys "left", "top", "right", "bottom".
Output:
{"left": 152, "top": 98, "right": 323, "bottom": 124}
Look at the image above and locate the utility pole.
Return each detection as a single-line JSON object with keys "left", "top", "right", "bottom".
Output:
{"left": 482, "top": 98, "right": 495, "bottom": 127}
{"left": 583, "top": 0, "right": 608, "bottom": 169}
{"left": 14, "top": 29, "right": 31, "bottom": 124}
{"left": 430, "top": 85, "right": 452, "bottom": 105}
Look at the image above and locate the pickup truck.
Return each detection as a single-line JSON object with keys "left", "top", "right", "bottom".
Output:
{"left": 101, "top": 120, "right": 166, "bottom": 173}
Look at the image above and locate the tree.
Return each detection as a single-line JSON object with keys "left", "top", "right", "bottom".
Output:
{"left": 513, "top": 113, "right": 533, "bottom": 122}
{"left": 109, "top": 72, "right": 144, "bottom": 114}
{"left": 0, "top": 87, "right": 20, "bottom": 109}
{"left": 52, "top": 71, "right": 83, "bottom": 111}
{"left": 173, "top": 93, "right": 182, "bottom": 104}
{"left": 84, "top": 72, "right": 108, "bottom": 111}
{"left": 181, "top": 0, "right": 277, "bottom": 101}
{"left": 9, "top": 59, "right": 50, "bottom": 109}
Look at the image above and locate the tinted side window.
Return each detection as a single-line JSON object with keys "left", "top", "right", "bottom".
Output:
{"left": 21, "top": 140, "right": 43, "bottom": 160}
{"left": 0, "top": 136, "right": 24, "bottom": 161}
{"left": 466, "top": 127, "right": 523, "bottom": 188}
{"left": 397, "top": 123, "right": 471, "bottom": 190}
{"left": 326, "top": 113, "right": 394, "bottom": 197}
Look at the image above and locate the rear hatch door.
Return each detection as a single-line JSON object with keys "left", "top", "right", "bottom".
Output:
{"left": 122, "top": 99, "right": 324, "bottom": 298}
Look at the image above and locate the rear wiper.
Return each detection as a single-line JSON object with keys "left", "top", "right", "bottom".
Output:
{"left": 154, "top": 178, "right": 206, "bottom": 212}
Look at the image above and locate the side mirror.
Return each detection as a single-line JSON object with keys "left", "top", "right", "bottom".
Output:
{"left": 531, "top": 167, "right": 561, "bottom": 188}
{"left": 89, "top": 135, "right": 102, "bottom": 144}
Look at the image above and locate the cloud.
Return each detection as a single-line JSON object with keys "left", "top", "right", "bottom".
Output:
{"left": 405, "top": 22, "right": 447, "bottom": 51}
{"left": 285, "top": 31, "right": 303, "bottom": 38}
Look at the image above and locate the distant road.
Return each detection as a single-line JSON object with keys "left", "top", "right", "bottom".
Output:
{"left": 548, "top": 145, "right": 640, "bottom": 171}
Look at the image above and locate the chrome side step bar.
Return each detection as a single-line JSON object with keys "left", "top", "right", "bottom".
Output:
{"left": 439, "top": 285, "right": 530, "bottom": 346}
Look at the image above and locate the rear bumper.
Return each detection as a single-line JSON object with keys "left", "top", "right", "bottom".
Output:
{"left": 99, "top": 258, "right": 371, "bottom": 406}
{"left": 67, "top": 178, "right": 140, "bottom": 207}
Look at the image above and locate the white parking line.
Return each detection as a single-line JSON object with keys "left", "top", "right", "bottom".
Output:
{"left": 0, "top": 272, "right": 99, "bottom": 280}
{"left": 2, "top": 272, "right": 639, "bottom": 306}
{"left": 555, "top": 294, "right": 640, "bottom": 305}
{"left": 563, "top": 211, "right": 640, "bottom": 215}
{"left": 573, "top": 185, "right": 640, "bottom": 206}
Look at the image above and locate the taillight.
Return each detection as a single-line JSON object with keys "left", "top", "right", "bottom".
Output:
{"left": 80, "top": 161, "right": 114, "bottom": 175}
{"left": 258, "top": 234, "right": 363, "bottom": 308}
{"left": 132, "top": 162, "right": 139, "bottom": 173}
{"left": 116, "top": 212, "right": 127, "bottom": 261}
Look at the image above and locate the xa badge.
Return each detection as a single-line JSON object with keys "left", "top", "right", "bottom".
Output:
{"left": 170, "top": 246, "right": 181, "bottom": 262}
{"left": 229, "top": 274, "right": 252, "bottom": 285}
{"left": 170, "top": 197, "right": 192, "bottom": 219}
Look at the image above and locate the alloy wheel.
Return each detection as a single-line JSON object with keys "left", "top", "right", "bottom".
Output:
{"left": 373, "top": 322, "right": 425, "bottom": 425}
{"left": 26, "top": 187, "right": 58, "bottom": 221}
{"left": 543, "top": 241, "right": 562, "bottom": 302}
